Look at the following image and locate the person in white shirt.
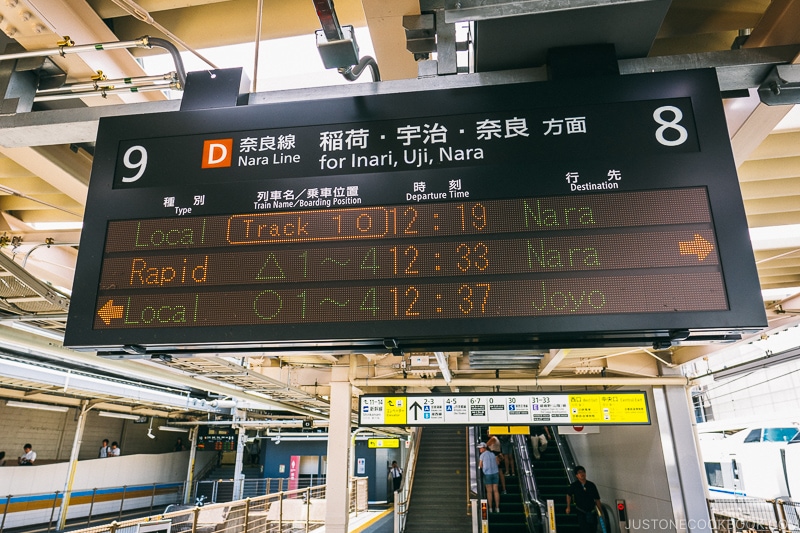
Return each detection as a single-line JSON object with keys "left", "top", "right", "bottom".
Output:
{"left": 99, "top": 439, "right": 111, "bottom": 458}
{"left": 18, "top": 444, "right": 36, "bottom": 465}
{"left": 388, "top": 461, "right": 403, "bottom": 493}
{"left": 109, "top": 442, "right": 121, "bottom": 457}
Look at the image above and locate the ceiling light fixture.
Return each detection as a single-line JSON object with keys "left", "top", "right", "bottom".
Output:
{"left": 158, "top": 425, "right": 188, "bottom": 433}
{"left": 6, "top": 400, "right": 69, "bottom": 412}
{"left": 574, "top": 366, "right": 605, "bottom": 375}
{"left": 97, "top": 411, "right": 141, "bottom": 420}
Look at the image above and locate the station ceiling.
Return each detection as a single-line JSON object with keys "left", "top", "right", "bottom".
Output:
{"left": 0, "top": 0, "right": 799, "bottom": 425}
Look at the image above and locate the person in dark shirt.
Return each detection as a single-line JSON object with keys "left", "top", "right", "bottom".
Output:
{"left": 566, "top": 465, "right": 602, "bottom": 533}
{"left": 388, "top": 460, "right": 403, "bottom": 493}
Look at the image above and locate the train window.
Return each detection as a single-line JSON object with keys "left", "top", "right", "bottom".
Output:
{"left": 743, "top": 429, "right": 762, "bottom": 443}
{"left": 704, "top": 462, "right": 724, "bottom": 487}
{"left": 763, "top": 427, "right": 799, "bottom": 442}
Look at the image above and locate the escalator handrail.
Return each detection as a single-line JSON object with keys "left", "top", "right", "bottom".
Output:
{"left": 513, "top": 433, "right": 548, "bottom": 533}
{"left": 551, "top": 425, "right": 579, "bottom": 484}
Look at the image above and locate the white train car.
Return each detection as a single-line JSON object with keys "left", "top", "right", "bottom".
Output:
{"left": 698, "top": 424, "right": 799, "bottom": 499}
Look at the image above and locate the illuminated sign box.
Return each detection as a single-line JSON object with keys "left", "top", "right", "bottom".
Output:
{"left": 359, "top": 392, "right": 650, "bottom": 427}
{"left": 65, "top": 69, "right": 766, "bottom": 354}
{"left": 368, "top": 438, "right": 400, "bottom": 448}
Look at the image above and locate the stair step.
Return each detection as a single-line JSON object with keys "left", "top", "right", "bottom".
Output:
{"left": 405, "top": 427, "right": 472, "bottom": 533}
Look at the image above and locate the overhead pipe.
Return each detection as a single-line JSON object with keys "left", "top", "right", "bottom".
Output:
{"left": 0, "top": 35, "right": 187, "bottom": 88}
{"left": 351, "top": 376, "right": 691, "bottom": 387}
{"left": 0, "top": 37, "right": 152, "bottom": 61}
{"left": 35, "top": 73, "right": 177, "bottom": 95}
{"left": 34, "top": 82, "right": 181, "bottom": 102}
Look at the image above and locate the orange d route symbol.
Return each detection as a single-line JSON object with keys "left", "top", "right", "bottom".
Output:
{"left": 678, "top": 234, "right": 714, "bottom": 261}
{"left": 98, "top": 299, "right": 124, "bottom": 325}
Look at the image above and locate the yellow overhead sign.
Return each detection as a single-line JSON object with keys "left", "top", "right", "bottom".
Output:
{"left": 383, "top": 397, "right": 407, "bottom": 425}
{"left": 358, "top": 392, "right": 650, "bottom": 427}
{"left": 368, "top": 438, "right": 400, "bottom": 448}
{"left": 489, "top": 426, "right": 531, "bottom": 435}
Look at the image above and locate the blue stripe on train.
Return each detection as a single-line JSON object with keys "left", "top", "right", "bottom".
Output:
{"left": 0, "top": 483, "right": 183, "bottom": 505}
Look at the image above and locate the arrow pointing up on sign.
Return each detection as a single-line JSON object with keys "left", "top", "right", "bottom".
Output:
{"left": 98, "top": 299, "right": 124, "bottom": 325}
{"left": 409, "top": 401, "right": 423, "bottom": 421}
{"left": 678, "top": 234, "right": 714, "bottom": 261}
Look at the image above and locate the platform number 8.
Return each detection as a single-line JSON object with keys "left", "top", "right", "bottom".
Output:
{"left": 653, "top": 105, "right": 688, "bottom": 147}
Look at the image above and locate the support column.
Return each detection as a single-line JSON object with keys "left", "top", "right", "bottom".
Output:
{"left": 233, "top": 411, "right": 247, "bottom": 500}
{"left": 324, "top": 363, "right": 353, "bottom": 533}
{"left": 57, "top": 401, "right": 89, "bottom": 531}
{"left": 184, "top": 426, "right": 199, "bottom": 504}
{"left": 653, "top": 379, "right": 712, "bottom": 533}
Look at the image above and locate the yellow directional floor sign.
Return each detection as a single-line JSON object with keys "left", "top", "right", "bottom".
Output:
{"left": 358, "top": 391, "right": 649, "bottom": 427}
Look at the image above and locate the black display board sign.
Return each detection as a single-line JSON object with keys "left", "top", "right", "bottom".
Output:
{"left": 65, "top": 69, "right": 767, "bottom": 354}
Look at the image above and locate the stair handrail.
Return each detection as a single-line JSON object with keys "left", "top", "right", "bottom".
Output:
{"left": 514, "top": 433, "right": 548, "bottom": 533}
{"left": 394, "top": 426, "right": 421, "bottom": 533}
{"left": 470, "top": 426, "right": 483, "bottom": 500}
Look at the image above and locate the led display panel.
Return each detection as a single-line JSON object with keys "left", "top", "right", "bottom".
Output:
{"left": 65, "top": 69, "right": 766, "bottom": 354}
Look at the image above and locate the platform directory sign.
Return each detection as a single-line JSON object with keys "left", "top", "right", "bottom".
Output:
{"left": 358, "top": 392, "right": 650, "bottom": 427}
{"left": 65, "top": 69, "right": 766, "bottom": 354}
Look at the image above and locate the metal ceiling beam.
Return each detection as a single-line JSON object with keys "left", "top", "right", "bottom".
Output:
{"left": 443, "top": 0, "right": 668, "bottom": 21}
{"left": 728, "top": 0, "right": 800, "bottom": 167}
{"left": 0, "top": 325, "right": 333, "bottom": 419}
{"left": 0, "top": 251, "right": 69, "bottom": 310}
{"left": 351, "top": 376, "right": 690, "bottom": 387}
{"left": 3, "top": 47, "right": 797, "bottom": 148}
{"left": 0, "top": 353, "right": 217, "bottom": 411}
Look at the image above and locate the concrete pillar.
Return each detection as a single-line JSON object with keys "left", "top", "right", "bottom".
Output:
{"left": 324, "top": 364, "right": 353, "bottom": 533}
{"left": 653, "top": 379, "right": 712, "bottom": 533}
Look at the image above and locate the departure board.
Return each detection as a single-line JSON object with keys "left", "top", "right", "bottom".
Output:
{"left": 65, "top": 69, "right": 766, "bottom": 354}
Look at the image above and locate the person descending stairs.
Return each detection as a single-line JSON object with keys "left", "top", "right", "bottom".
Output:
{"left": 528, "top": 429, "right": 580, "bottom": 533}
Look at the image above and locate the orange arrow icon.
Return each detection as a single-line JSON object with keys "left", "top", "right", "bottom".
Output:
{"left": 98, "top": 299, "right": 124, "bottom": 325}
{"left": 679, "top": 234, "right": 714, "bottom": 261}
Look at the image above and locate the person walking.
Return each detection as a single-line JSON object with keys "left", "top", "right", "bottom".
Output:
{"left": 565, "top": 465, "right": 603, "bottom": 533}
{"left": 388, "top": 460, "right": 403, "bottom": 493}
{"left": 531, "top": 425, "right": 551, "bottom": 459}
{"left": 486, "top": 433, "right": 507, "bottom": 494}
{"left": 109, "top": 442, "right": 121, "bottom": 456}
{"left": 478, "top": 442, "right": 501, "bottom": 513}
{"left": 500, "top": 434, "right": 516, "bottom": 477}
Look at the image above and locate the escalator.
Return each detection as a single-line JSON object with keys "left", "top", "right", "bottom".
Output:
{"left": 487, "top": 468, "right": 527, "bottom": 532}
{"left": 528, "top": 430, "right": 580, "bottom": 533}
{"left": 404, "top": 425, "right": 472, "bottom": 533}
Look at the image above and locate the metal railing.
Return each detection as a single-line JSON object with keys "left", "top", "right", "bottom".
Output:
{"left": 194, "top": 476, "right": 328, "bottom": 503}
{"left": 707, "top": 498, "right": 800, "bottom": 532}
{"left": 0, "top": 477, "right": 336, "bottom": 532}
{"left": 68, "top": 479, "right": 368, "bottom": 533}
{"left": 514, "top": 434, "right": 547, "bottom": 533}
{"left": 0, "top": 482, "right": 185, "bottom": 532}
{"left": 394, "top": 427, "right": 421, "bottom": 533}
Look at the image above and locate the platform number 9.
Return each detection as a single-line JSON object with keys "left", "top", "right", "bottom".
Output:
{"left": 122, "top": 145, "right": 148, "bottom": 182}
{"left": 653, "top": 105, "right": 688, "bottom": 147}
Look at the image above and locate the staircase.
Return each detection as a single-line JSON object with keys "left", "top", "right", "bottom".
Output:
{"left": 195, "top": 464, "right": 265, "bottom": 501}
{"left": 487, "top": 470, "right": 527, "bottom": 532}
{"left": 529, "top": 435, "right": 580, "bottom": 533}
{"left": 404, "top": 426, "right": 472, "bottom": 533}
